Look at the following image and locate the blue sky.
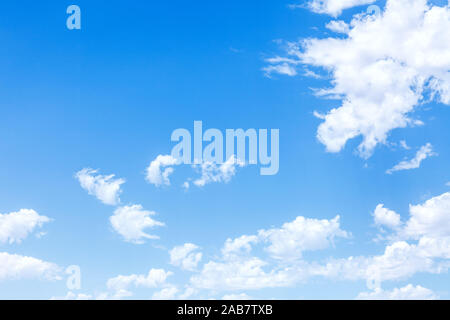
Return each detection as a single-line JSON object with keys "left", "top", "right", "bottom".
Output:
{"left": 0, "top": 0, "right": 449, "bottom": 300}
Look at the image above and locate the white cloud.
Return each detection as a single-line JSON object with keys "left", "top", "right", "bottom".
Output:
{"left": 269, "top": 0, "right": 450, "bottom": 158}
{"left": 190, "top": 215, "right": 349, "bottom": 291}
{"left": 76, "top": 168, "right": 125, "bottom": 205}
{"left": 400, "top": 140, "right": 411, "bottom": 150}
{"left": 146, "top": 155, "right": 179, "bottom": 187}
{"left": 191, "top": 258, "right": 295, "bottom": 291}
{"left": 0, "top": 209, "right": 50, "bottom": 244}
{"left": 403, "top": 192, "right": 450, "bottom": 240}
{"left": 152, "top": 286, "right": 179, "bottom": 300}
{"left": 110, "top": 205, "right": 164, "bottom": 244}
{"left": 107, "top": 268, "right": 172, "bottom": 295}
{"left": 222, "top": 235, "right": 259, "bottom": 258}
{"left": 357, "top": 284, "right": 439, "bottom": 300}
{"left": 0, "top": 252, "right": 61, "bottom": 281}
{"left": 222, "top": 293, "right": 252, "bottom": 300}
{"left": 170, "top": 243, "right": 203, "bottom": 271}
{"left": 192, "top": 156, "right": 245, "bottom": 187}
{"left": 326, "top": 20, "right": 350, "bottom": 34}
{"left": 373, "top": 204, "right": 401, "bottom": 229}
{"left": 307, "top": 0, "right": 376, "bottom": 17}
{"left": 263, "top": 63, "right": 298, "bottom": 77}
{"left": 259, "top": 216, "right": 349, "bottom": 260}
{"left": 386, "top": 143, "right": 436, "bottom": 174}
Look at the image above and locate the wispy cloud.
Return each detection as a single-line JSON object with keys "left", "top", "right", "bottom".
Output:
{"left": 386, "top": 143, "right": 436, "bottom": 174}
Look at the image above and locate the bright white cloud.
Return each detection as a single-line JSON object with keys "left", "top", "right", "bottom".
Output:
{"left": 269, "top": 0, "right": 450, "bottom": 158}
{"left": 0, "top": 252, "right": 61, "bottom": 281}
{"left": 107, "top": 268, "right": 172, "bottom": 293}
{"left": 307, "top": 0, "right": 376, "bottom": 17}
{"left": 357, "top": 284, "right": 439, "bottom": 300}
{"left": 373, "top": 204, "right": 401, "bottom": 229}
{"left": 222, "top": 235, "right": 259, "bottom": 258}
{"left": 386, "top": 143, "right": 436, "bottom": 174}
{"left": 146, "top": 155, "right": 179, "bottom": 187}
{"left": 403, "top": 192, "right": 450, "bottom": 240}
{"left": 76, "top": 168, "right": 125, "bottom": 205}
{"left": 192, "top": 156, "right": 245, "bottom": 187}
{"left": 110, "top": 205, "right": 164, "bottom": 244}
{"left": 170, "top": 243, "right": 203, "bottom": 271}
{"left": 0, "top": 209, "right": 50, "bottom": 244}
{"left": 259, "top": 216, "right": 349, "bottom": 260}
{"left": 191, "top": 258, "right": 295, "bottom": 291}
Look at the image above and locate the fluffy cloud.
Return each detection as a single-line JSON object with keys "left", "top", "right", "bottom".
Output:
{"left": 191, "top": 258, "right": 295, "bottom": 291}
{"left": 326, "top": 20, "right": 351, "bottom": 34}
{"left": 107, "top": 268, "right": 172, "bottom": 295}
{"left": 386, "top": 143, "right": 436, "bottom": 174}
{"left": 258, "top": 215, "right": 349, "bottom": 260}
{"left": 0, "top": 252, "right": 61, "bottom": 281}
{"left": 190, "top": 215, "right": 349, "bottom": 291}
{"left": 0, "top": 209, "right": 50, "bottom": 244}
{"left": 268, "top": 0, "right": 450, "bottom": 158}
{"left": 192, "top": 156, "right": 245, "bottom": 187}
{"left": 146, "top": 155, "right": 179, "bottom": 187}
{"left": 110, "top": 205, "right": 164, "bottom": 244}
{"left": 170, "top": 243, "right": 203, "bottom": 271}
{"left": 373, "top": 204, "right": 401, "bottom": 229}
{"left": 403, "top": 192, "right": 450, "bottom": 240}
{"left": 307, "top": 0, "right": 376, "bottom": 17}
{"left": 357, "top": 284, "right": 439, "bottom": 300}
{"left": 76, "top": 168, "right": 125, "bottom": 205}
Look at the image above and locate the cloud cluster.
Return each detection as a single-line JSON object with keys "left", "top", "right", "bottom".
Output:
{"left": 191, "top": 156, "right": 246, "bottom": 188}
{"left": 76, "top": 168, "right": 125, "bottom": 205}
{"left": 0, "top": 209, "right": 50, "bottom": 244}
{"left": 268, "top": 0, "right": 450, "bottom": 158}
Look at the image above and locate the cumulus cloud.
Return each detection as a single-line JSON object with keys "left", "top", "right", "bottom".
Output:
{"left": 373, "top": 204, "right": 402, "bottom": 229}
{"left": 107, "top": 268, "right": 172, "bottom": 296}
{"left": 110, "top": 205, "right": 164, "bottom": 244}
{"left": 402, "top": 192, "right": 450, "bottom": 240}
{"left": 357, "top": 284, "right": 439, "bottom": 300}
{"left": 190, "top": 215, "right": 349, "bottom": 291}
{"left": 268, "top": 0, "right": 450, "bottom": 158}
{"left": 146, "top": 155, "right": 179, "bottom": 187}
{"left": 307, "top": 0, "right": 376, "bottom": 17}
{"left": 76, "top": 168, "right": 125, "bottom": 205}
{"left": 0, "top": 252, "right": 61, "bottom": 281}
{"left": 259, "top": 215, "right": 349, "bottom": 260}
{"left": 170, "top": 243, "right": 203, "bottom": 271}
{"left": 192, "top": 156, "right": 245, "bottom": 187}
{"left": 0, "top": 209, "right": 50, "bottom": 244}
{"left": 386, "top": 143, "right": 436, "bottom": 174}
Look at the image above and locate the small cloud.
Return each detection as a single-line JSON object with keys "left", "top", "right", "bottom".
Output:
{"left": 386, "top": 143, "right": 436, "bottom": 174}
{"left": 146, "top": 155, "right": 180, "bottom": 187}
{"left": 75, "top": 168, "right": 125, "bottom": 206}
